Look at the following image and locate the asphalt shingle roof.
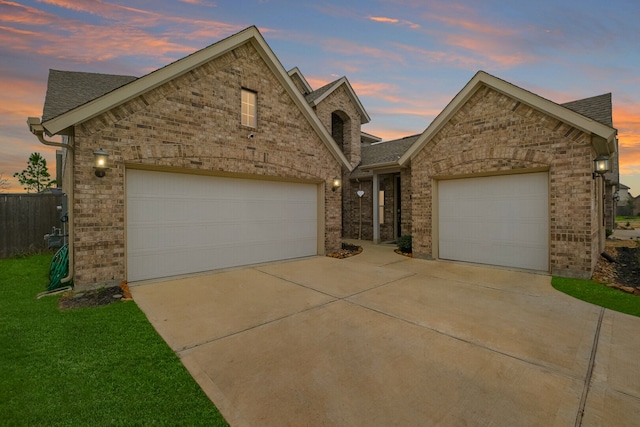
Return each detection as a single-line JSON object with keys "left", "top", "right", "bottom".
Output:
{"left": 305, "top": 79, "right": 342, "bottom": 104}
{"left": 42, "top": 70, "right": 137, "bottom": 121}
{"left": 561, "top": 93, "right": 612, "bottom": 127}
{"left": 351, "top": 134, "right": 420, "bottom": 179}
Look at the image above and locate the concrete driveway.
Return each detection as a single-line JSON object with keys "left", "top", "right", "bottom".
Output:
{"left": 131, "top": 241, "right": 640, "bottom": 426}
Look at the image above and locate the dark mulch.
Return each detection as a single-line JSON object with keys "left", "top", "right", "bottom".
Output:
{"left": 613, "top": 246, "right": 640, "bottom": 289}
{"left": 326, "top": 242, "right": 362, "bottom": 259}
{"left": 593, "top": 243, "right": 640, "bottom": 295}
{"left": 58, "top": 286, "right": 124, "bottom": 310}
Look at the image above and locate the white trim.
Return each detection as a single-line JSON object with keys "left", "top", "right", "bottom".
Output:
{"left": 287, "top": 67, "right": 313, "bottom": 93}
{"left": 308, "top": 77, "right": 371, "bottom": 124}
{"left": 41, "top": 26, "right": 353, "bottom": 172}
{"left": 399, "top": 71, "right": 617, "bottom": 166}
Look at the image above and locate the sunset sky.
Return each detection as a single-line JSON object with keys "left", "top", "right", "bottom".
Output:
{"left": 1, "top": 0, "right": 639, "bottom": 195}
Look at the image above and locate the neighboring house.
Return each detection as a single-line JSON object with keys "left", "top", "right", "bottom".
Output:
{"left": 29, "top": 26, "right": 618, "bottom": 288}
{"left": 616, "top": 183, "right": 632, "bottom": 216}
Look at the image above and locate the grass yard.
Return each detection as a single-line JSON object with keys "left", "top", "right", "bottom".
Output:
{"left": 616, "top": 215, "right": 640, "bottom": 228}
{"left": 0, "top": 254, "right": 228, "bottom": 426}
{"left": 552, "top": 276, "right": 640, "bottom": 318}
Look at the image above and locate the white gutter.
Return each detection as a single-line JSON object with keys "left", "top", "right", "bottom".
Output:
{"left": 28, "top": 117, "right": 74, "bottom": 285}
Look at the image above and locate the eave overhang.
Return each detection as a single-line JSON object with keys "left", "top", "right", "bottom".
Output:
{"left": 39, "top": 26, "right": 352, "bottom": 171}
{"left": 399, "top": 71, "right": 617, "bottom": 166}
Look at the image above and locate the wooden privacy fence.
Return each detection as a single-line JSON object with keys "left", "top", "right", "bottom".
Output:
{"left": 0, "top": 193, "right": 63, "bottom": 258}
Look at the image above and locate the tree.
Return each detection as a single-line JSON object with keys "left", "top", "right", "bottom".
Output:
{"left": 13, "top": 152, "right": 55, "bottom": 193}
{"left": 0, "top": 172, "right": 9, "bottom": 193}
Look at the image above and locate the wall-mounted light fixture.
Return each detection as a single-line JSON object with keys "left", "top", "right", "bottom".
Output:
{"left": 332, "top": 176, "right": 341, "bottom": 192}
{"left": 592, "top": 155, "right": 609, "bottom": 179}
{"left": 94, "top": 148, "right": 109, "bottom": 178}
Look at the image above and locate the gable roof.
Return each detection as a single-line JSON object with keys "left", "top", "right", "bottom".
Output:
{"left": 35, "top": 26, "right": 352, "bottom": 171}
{"left": 287, "top": 67, "right": 313, "bottom": 94}
{"left": 43, "top": 70, "right": 137, "bottom": 122}
{"left": 305, "top": 77, "right": 371, "bottom": 124}
{"left": 360, "top": 131, "right": 382, "bottom": 144}
{"left": 399, "top": 71, "right": 617, "bottom": 166}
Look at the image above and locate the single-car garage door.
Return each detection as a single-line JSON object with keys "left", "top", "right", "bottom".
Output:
{"left": 127, "top": 170, "right": 318, "bottom": 282}
{"left": 438, "top": 172, "right": 548, "bottom": 272}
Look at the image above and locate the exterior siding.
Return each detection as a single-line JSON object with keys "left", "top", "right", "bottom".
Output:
{"left": 411, "top": 86, "right": 599, "bottom": 278}
{"left": 70, "top": 43, "right": 342, "bottom": 288}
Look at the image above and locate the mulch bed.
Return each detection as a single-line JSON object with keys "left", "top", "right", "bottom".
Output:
{"left": 326, "top": 243, "right": 363, "bottom": 259}
{"left": 58, "top": 281, "right": 133, "bottom": 310}
{"left": 593, "top": 240, "right": 640, "bottom": 295}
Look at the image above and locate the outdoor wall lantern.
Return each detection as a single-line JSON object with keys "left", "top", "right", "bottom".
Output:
{"left": 332, "top": 176, "right": 342, "bottom": 192}
{"left": 94, "top": 148, "right": 109, "bottom": 178}
{"left": 592, "top": 155, "right": 609, "bottom": 179}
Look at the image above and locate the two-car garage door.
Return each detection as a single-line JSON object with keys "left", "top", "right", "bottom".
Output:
{"left": 438, "top": 172, "right": 549, "bottom": 272}
{"left": 126, "top": 170, "right": 318, "bottom": 282}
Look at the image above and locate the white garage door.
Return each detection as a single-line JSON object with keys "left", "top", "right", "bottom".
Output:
{"left": 127, "top": 170, "right": 318, "bottom": 282}
{"left": 438, "top": 172, "right": 549, "bottom": 271}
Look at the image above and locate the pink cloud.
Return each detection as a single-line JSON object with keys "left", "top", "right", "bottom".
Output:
{"left": 369, "top": 16, "right": 420, "bottom": 29}
{"left": 442, "top": 34, "right": 532, "bottom": 68}
{"left": 321, "top": 38, "right": 405, "bottom": 65}
{"left": 391, "top": 42, "right": 487, "bottom": 69}
{"left": 425, "top": 13, "right": 514, "bottom": 37}
{"left": 1, "top": 1, "right": 244, "bottom": 66}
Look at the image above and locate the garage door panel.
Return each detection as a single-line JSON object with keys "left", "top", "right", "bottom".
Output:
{"left": 127, "top": 170, "right": 318, "bottom": 282}
{"left": 438, "top": 173, "right": 548, "bottom": 272}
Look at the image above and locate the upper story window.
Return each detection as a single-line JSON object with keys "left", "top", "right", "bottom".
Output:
{"left": 241, "top": 89, "right": 257, "bottom": 128}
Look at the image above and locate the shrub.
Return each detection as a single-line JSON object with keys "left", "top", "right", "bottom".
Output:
{"left": 397, "top": 235, "right": 412, "bottom": 253}
{"left": 606, "top": 228, "right": 613, "bottom": 238}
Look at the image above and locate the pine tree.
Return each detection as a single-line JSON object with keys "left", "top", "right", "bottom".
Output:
{"left": 13, "top": 152, "right": 55, "bottom": 193}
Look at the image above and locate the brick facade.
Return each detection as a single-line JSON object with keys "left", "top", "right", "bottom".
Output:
{"left": 343, "top": 169, "right": 412, "bottom": 242}
{"left": 69, "top": 43, "right": 342, "bottom": 287}
{"left": 411, "top": 86, "right": 602, "bottom": 279}
{"left": 313, "top": 85, "right": 362, "bottom": 168}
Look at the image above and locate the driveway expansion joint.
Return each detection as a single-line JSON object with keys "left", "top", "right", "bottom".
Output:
{"left": 574, "top": 307, "right": 605, "bottom": 427}
{"left": 345, "top": 298, "right": 586, "bottom": 383}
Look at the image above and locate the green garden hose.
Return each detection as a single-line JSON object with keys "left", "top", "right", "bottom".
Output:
{"left": 48, "top": 244, "right": 72, "bottom": 291}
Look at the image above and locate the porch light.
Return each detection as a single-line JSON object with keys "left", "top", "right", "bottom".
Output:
{"left": 332, "top": 176, "right": 342, "bottom": 192}
{"left": 592, "top": 155, "right": 609, "bottom": 179}
{"left": 94, "top": 148, "right": 109, "bottom": 178}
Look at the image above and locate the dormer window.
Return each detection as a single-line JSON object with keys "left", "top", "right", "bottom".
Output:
{"left": 241, "top": 89, "right": 257, "bottom": 128}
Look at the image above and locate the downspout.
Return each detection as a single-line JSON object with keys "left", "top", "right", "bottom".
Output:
{"left": 28, "top": 117, "right": 74, "bottom": 285}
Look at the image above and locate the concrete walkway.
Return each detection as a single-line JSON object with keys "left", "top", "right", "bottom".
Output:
{"left": 131, "top": 241, "right": 640, "bottom": 426}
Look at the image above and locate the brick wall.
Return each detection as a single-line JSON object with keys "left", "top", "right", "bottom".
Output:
{"left": 343, "top": 178, "right": 373, "bottom": 240}
{"left": 343, "top": 171, "right": 412, "bottom": 242}
{"left": 70, "top": 42, "right": 342, "bottom": 287}
{"left": 411, "top": 86, "right": 599, "bottom": 278}
{"left": 313, "top": 85, "right": 362, "bottom": 168}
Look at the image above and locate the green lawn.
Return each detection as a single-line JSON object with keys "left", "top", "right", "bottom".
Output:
{"left": 616, "top": 215, "right": 640, "bottom": 221}
{"left": 552, "top": 276, "right": 640, "bottom": 318}
{"left": 0, "top": 254, "right": 228, "bottom": 426}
